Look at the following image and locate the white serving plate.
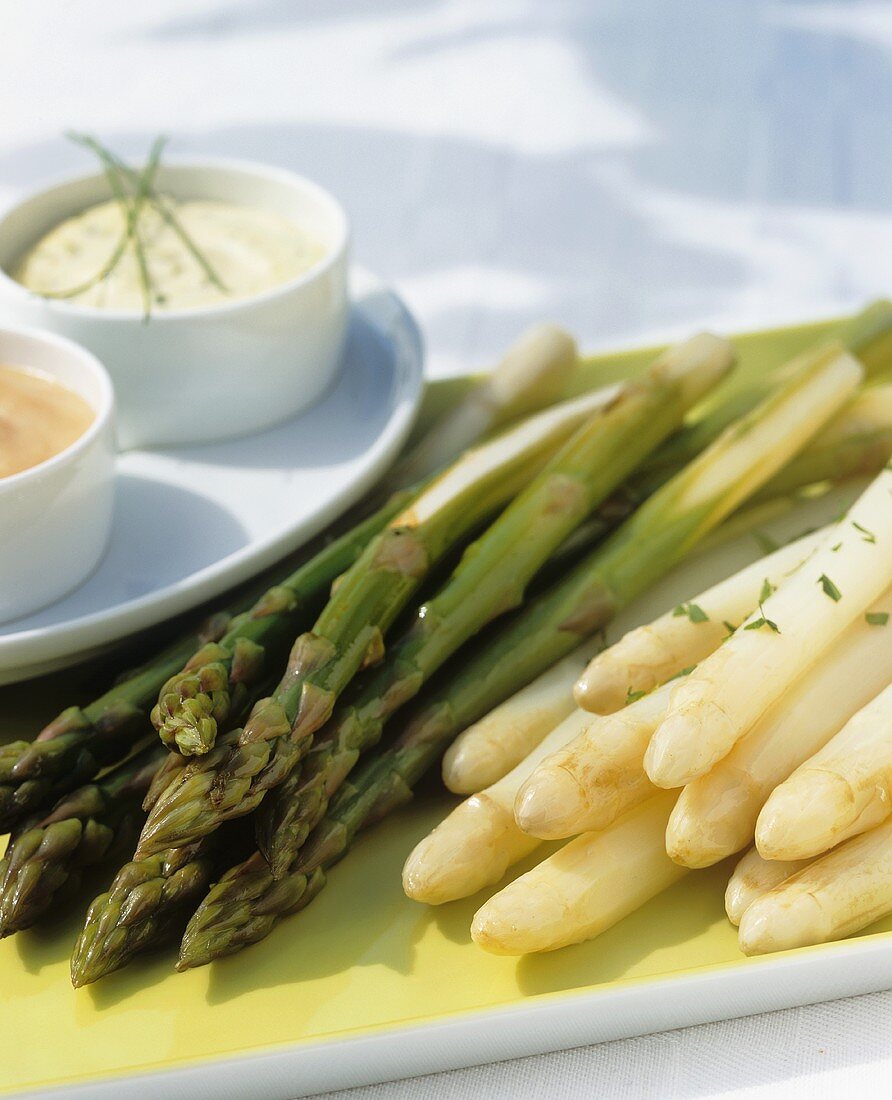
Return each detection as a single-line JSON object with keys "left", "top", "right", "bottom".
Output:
{"left": 0, "top": 270, "right": 423, "bottom": 683}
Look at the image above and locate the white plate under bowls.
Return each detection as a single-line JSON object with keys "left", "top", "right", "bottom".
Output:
{"left": 0, "top": 270, "right": 423, "bottom": 684}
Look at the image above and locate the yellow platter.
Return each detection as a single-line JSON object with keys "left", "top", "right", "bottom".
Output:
{"left": 3, "top": 315, "right": 891, "bottom": 1099}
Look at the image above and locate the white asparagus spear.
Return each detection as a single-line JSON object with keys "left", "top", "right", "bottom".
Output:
{"left": 442, "top": 639, "right": 601, "bottom": 794}
{"left": 389, "top": 324, "right": 578, "bottom": 488}
{"left": 513, "top": 681, "right": 672, "bottom": 840}
{"left": 750, "top": 381, "right": 892, "bottom": 504}
{"left": 725, "top": 847, "right": 811, "bottom": 926}
{"left": 645, "top": 462, "right": 892, "bottom": 789}
{"left": 756, "top": 681, "right": 892, "bottom": 862}
{"left": 471, "top": 791, "right": 684, "bottom": 955}
{"left": 573, "top": 528, "right": 829, "bottom": 714}
{"left": 666, "top": 589, "right": 892, "bottom": 867}
{"left": 739, "top": 818, "right": 892, "bottom": 955}
{"left": 402, "top": 710, "right": 592, "bottom": 905}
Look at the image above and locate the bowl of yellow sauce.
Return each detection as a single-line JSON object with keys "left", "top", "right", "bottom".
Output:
{"left": 0, "top": 326, "right": 115, "bottom": 622}
{"left": 0, "top": 160, "right": 349, "bottom": 448}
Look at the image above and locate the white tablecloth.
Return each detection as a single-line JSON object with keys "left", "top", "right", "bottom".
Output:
{"left": 3, "top": 2, "right": 891, "bottom": 1096}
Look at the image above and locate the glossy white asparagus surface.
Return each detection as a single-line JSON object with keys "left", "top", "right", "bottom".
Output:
{"left": 513, "top": 681, "right": 672, "bottom": 840}
{"left": 402, "top": 710, "right": 592, "bottom": 905}
{"left": 389, "top": 324, "right": 579, "bottom": 489}
{"left": 645, "top": 461, "right": 891, "bottom": 789}
{"left": 402, "top": 383, "right": 624, "bottom": 529}
{"left": 471, "top": 791, "right": 684, "bottom": 955}
{"left": 739, "top": 818, "right": 892, "bottom": 955}
{"left": 442, "top": 639, "right": 600, "bottom": 794}
{"left": 756, "top": 680, "right": 892, "bottom": 862}
{"left": 666, "top": 589, "right": 892, "bottom": 867}
{"left": 725, "top": 847, "right": 811, "bottom": 926}
{"left": 573, "top": 527, "right": 829, "bottom": 715}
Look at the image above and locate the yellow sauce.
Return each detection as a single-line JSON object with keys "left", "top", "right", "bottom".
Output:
{"left": 13, "top": 199, "right": 325, "bottom": 312}
{"left": 0, "top": 365, "right": 94, "bottom": 478}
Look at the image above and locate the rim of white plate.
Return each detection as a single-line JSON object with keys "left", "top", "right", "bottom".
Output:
{"left": 0, "top": 268, "right": 424, "bottom": 676}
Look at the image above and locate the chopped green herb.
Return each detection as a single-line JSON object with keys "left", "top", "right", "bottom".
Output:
{"left": 744, "top": 603, "right": 780, "bottom": 634}
{"left": 759, "top": 578, "right": 776, "bottom": 603}
{"left": 831, "top": 542, "right": 842, "bottom": 552}
{"left": 866, "top": 612, "right": 890, "bottom": 627}
{"left": 673, "top": 602, "right": 709, "bottom": 623}
{"left": 852, "top": 521, "right": 877, "bottom": 544}
{"left": 817, "top": 574, "right": 842, "bottom": 602}
{"left": 625, "top": 688, "right": 647, "bottom": 704}
{"left": 669, "top": 665, "right": 696, "bottom": 681}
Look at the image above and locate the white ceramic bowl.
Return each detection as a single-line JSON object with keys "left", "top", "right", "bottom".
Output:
{"left": 0, "top": 159, "right": 350, "bottom": 449}
{"left": 0, "top": 326, "right": 115, "bottom": 623}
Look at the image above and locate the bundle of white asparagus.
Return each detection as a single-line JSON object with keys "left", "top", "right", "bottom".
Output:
{"left": 403, "top": 440, "right": 892, "bottom": 956}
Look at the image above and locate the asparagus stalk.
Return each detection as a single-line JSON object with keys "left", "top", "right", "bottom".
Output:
{"left": 666, "top": 589, "right": 892, "bottom": 869}
{"left": 836, "top": 298, "right": 892, "bottom": 377}
{"left": 725, "top": 847, "right": 810, "bottom": 926}
{"left": 71, "top": 838, "right": 219, "bottom": 987}
{"left": 514, "top": 681, "right": 673, "bottom": 842}
{"left": 574, "top": 526, "right": 830, "bottom": 715}
{"left": 471, "top": 791, "right": 684, "bottom": 955}
{"left": 749, "top": 381, "right": 892, "bottom": 504}
{"left": 0, "top": 613, "right": 232, "bottom": 833}
{"left": 0, "top": 743, "right": 165, "bottom": 937}
{"left": 402, "top": 710, "right": 593, "bottom": 906}
{"left": 755, "top": 680, "right": 892, "bottom": 862}
{"left": 139, "top": 333, "right": 732, "bottom": 864}
{"left": 645, "top": 465, "right": 892, "bottom": 789}
{"left": 640, "top": 300, "right": 892, "bottom": 484}
{"left": 71, "top": 684, "right": 280, "bottom": 983}
{"left": 386, "top": 323, "right": 579, "bottom": 490}
{"left": 441, "top": 640, "right": 600, "bottom": 794}
{"left": 738, "top": 819, "right": 892, "bottom": 955}
{"left": 548, "top": 380, "right": 892, "bottom": 582}
{"left": 176, "top": 855, "right": 325, "bottom": 971}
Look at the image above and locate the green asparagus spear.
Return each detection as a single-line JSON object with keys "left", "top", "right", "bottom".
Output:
{"left": 70, "top": 838, "right": 219, "bottom": 987}
{"left": 0, "top": 743, "right": 165, "bottom": 937}
{"left": 136, "top": 333, "right": 733, "bottom": 862}
{"left": 0, "top": 613, "right": 232, "bottom": 833}
{"left": 152, "top": 491, "right": 412, "bottom": 755}
{"left": 177, "top": 856, "right": 325, "bottom": 970}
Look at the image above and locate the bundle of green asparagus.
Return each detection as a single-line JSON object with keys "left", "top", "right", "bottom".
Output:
{"left": 3, "top": 307, "right": 892, "bottom": 990}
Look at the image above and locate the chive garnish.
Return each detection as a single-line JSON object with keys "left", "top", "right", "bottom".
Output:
{"left": 817, "top": 574, "right": 842, "bottom": 602}
{"left": 672, "top": 602, "right": 709, "bottom": 623}
{"left": 744, "top": 603, "right": 780, "bottom": 633}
